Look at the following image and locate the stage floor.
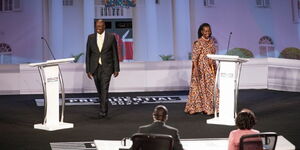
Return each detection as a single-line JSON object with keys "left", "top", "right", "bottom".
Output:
{"left": 0, "top": 89, "right": 299, "bottom": 150}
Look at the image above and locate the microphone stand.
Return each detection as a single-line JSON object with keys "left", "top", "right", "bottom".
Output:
{"left": 41, "top": 37, "right": 56, "bottom": 60}
{"left": 226, "top": 32, "right": 232, "bottom": 54}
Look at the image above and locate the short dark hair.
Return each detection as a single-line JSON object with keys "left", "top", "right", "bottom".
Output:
{"left": 198, "top": 23, "right": 212, "bottom": 38}
{"left": 235, "top": 109, "right": 256, "bottom": 130}
{"left": 153, "top": 105, "right": 168, "bottom": 121}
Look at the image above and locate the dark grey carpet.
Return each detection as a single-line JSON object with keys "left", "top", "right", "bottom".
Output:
{"left": 0, "top": 90, "right": 299, "bottom": 150}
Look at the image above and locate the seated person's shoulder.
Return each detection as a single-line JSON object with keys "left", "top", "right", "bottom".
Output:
{"left": 229, "top": 129, "right": 239, "bottom": 135}
{"left": 230, "top": 129, "right": 260, "bottom": 137}
{"left": 164, "top": 124, "right": 179, "bottom": 132}
{"left": 251, "top": 129, "right": 260, "bottom": 133}
{"left": 139, "top": 124, "right": 151, "bottom": 129}
{"left": 138, "top": 124, "right": 151, "bottom": 131}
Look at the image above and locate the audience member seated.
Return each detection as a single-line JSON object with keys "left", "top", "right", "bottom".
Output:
{"left": 228, "top": 108, "right": 259, "bottom": 150}
{"left": 135, "top": 105, "right": 184, "bottom": 150}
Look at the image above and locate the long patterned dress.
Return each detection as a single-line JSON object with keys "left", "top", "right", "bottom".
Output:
{"left": 184, "top": 37, "right": 218, "bottom": 115}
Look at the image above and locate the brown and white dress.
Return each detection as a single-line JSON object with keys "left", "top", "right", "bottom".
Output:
{"left": 184, "top": 37, "right": 218, "bottom": 115}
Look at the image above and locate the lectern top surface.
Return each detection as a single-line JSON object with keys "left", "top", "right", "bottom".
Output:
{"left": 29, "top": 58, "right": 75, "bottom": 67}
{"left": 207, "top": 54, "right": 249, "bottom": 62}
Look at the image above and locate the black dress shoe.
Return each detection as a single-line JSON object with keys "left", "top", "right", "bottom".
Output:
{"left": 98, "top": 112, "right": 107, "bottom": 119}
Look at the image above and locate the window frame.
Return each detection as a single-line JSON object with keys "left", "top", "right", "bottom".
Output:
{"left": 63, "top": 0, "right": 73, "bottom": 6}
{"left": 0, "top": 0, "right": 21, "bottom": 12}
{"left": 259, "top": 36, "right": 275, "bottom": 57}
{"left": 203, "top": 0, "right": 215, "bottom": 8}
{"left": 0, "top": 43, "right": 12, "bottom": 64}
{"left": 256, "top": 0, "right": 270, "bottom": 8}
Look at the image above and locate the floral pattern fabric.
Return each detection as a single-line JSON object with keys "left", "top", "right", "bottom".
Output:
{"left": 184, "top": 37, "right": 219, "bottom": 115}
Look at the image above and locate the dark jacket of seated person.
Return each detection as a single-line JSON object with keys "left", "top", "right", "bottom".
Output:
{"left": 137, "top": 105, "right": 184, "bottom": 150}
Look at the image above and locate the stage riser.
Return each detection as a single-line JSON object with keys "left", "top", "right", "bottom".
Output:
{"left": 0, "top": 58, "right": 299, "bottom": 95}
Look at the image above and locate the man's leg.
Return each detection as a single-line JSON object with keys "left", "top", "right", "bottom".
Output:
{"left": 93, "top": 65, "right": 106, "bottom": 118}
{"left": 99, "top": 70, "right": 111, "bottom": 115}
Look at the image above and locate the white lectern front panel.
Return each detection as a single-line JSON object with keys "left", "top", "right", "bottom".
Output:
{"left": 44, "top": 65, "right": 60, "bottom": 126}
{"left": 219, "top": 62, "right": 236, "bottom": 120}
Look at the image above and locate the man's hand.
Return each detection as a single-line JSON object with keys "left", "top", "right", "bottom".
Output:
{"left": 87, "top": 72, "right": 93, "bottom": 80}
{"left": 113, "top": 72, "right": 119, "bottom": 78}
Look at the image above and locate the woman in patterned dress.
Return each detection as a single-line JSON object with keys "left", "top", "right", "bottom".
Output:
{"left": 184, "top": 23, "right": 218, "bottom": 115}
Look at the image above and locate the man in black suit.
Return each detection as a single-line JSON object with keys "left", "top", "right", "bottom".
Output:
{"left": 137, "top": 105, "right": 184, "bottom": 150}
{"left": 86, "top": 19, "right": 120, "bottom": 118}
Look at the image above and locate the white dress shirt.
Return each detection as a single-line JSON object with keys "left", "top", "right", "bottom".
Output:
{"left": 97, "top": 31, "right": 105, "bottom": 64}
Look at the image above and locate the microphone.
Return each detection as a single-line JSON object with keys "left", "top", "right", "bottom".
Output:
{"left": 226, "top": 32, "right": 232, "bottom": 54}
{"left": 41, "top": 37, "right": 56, "bottom": 60}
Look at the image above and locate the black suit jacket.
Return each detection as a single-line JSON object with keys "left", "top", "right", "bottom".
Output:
{"left": 138, "top": 122, "right": 184, "bottom": 150}
{"left": 86, "top": 32, "right": 120, "bottom": 75}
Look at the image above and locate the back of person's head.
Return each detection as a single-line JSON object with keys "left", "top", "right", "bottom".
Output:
{"left": 235, "top": 108, "right": 256, "bottom": 130}
{"left": 153, "top": 105, "right": 168, "bottom": 122}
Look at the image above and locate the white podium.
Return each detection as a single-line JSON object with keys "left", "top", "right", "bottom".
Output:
{"left": 206, "top": 54, "right": 248, "bottom": 126}
{"left": 29, "top": 58, "right": 75, "bottom": 131}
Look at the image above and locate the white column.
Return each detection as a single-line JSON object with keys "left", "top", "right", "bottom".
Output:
{"left": 172, "top": 0, "right": 192, "bottom": 60}
{"left": 42, "top": 0, "right": 50, "bottom": 61}
{"left": 156, "top": 0, "right": 174, "bottom": 60}
{"left": 144, "top": 0, "right": 159, "bottom": 61}
{"left": 48, "top": 0, "right": 63, "bottom": 59}
{"left": 83, "top": 0, "right": 95, "bottom": 44}
{"left": 133, "top": 0, "right": 161, "bottom": 61}
{"left": 132, "top": 0, "right": 148, "bottom": 61}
